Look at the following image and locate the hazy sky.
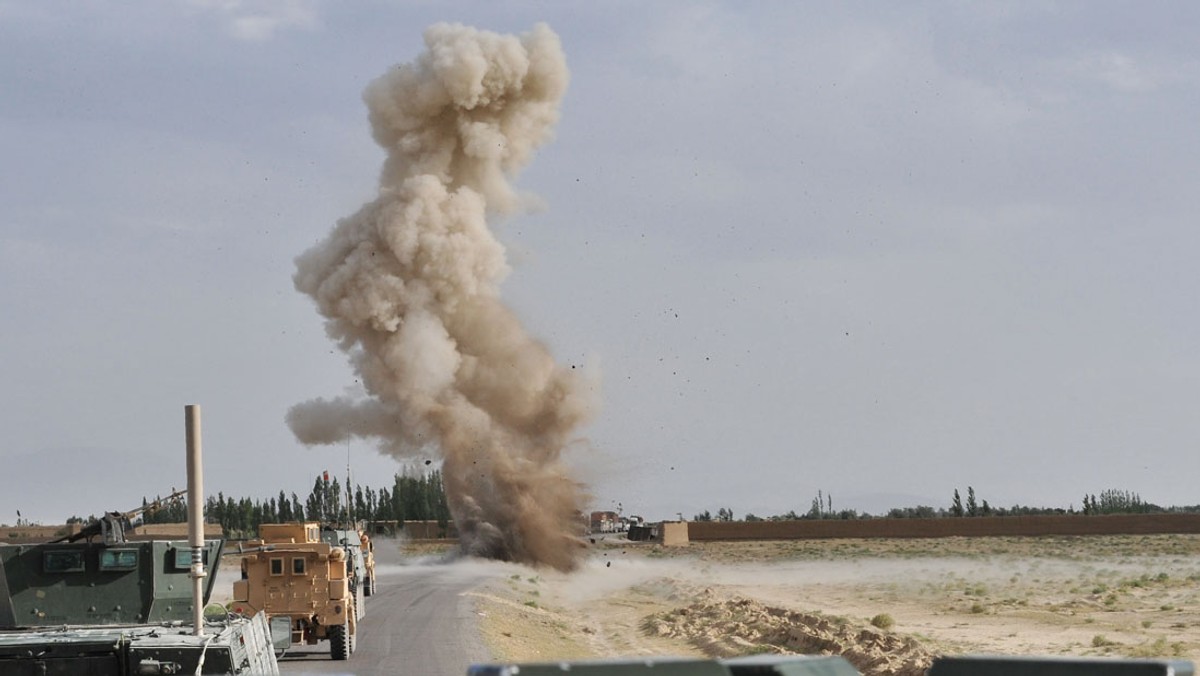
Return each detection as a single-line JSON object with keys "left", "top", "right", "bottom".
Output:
{"left": 3, "top": 1, "right": 1198, "bottom": 525}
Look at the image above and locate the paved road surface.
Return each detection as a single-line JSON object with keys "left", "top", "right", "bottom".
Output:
{"left": 277, "top": 547, "right": 495, "bottom": 676}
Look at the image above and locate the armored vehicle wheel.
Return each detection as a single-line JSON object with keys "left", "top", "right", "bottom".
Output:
{"left": 329, "top": 617, "right": 350, "bottom": 660}
{"left": 363, "top": 576, "right": 372, "bottom": 597}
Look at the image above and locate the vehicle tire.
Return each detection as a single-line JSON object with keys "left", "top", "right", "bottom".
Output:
{"left": 329, "top": 617, "right": 350, "bottom": 661}
{"left": 363, "top": 576, "right": 372, "bottom": 597}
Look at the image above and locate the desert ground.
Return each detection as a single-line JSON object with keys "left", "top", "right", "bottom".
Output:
{"left": 447, "top": 534, "right": 1200, "bottom": 676}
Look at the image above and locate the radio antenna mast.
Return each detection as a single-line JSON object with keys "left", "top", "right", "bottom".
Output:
{"left": 345, "top": 438, "right": 353, "bottom": 529}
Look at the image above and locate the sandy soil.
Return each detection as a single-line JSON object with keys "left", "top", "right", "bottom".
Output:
{"left": 461, "top": 534, "right": 1200, "bottom": 675}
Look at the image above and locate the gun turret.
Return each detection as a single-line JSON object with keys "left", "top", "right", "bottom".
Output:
{"left": 51, "top": 488, "right": 188, "bottom": 544}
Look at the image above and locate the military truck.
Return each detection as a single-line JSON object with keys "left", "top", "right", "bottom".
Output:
{"left": 319, "top": 523, "right": 376, "bottom": 599}
{"left": 230, "top": 522, "right": 358, "bottom": 660}
{"left": 0, "top": 505, "right": 283, "bottom": 674}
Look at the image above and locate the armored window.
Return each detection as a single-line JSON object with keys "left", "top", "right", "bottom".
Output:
{"left": 43, "top": 550, "right": 85, "bottom": 573}
{"left": 292, "top": 557, "right": 306, "bottom": 575}
{"left": 269, "top": 557, "right": 284, "bottom": 576}
{"left": 99, "top": 549, "right": 139, "bottom": 571}
{"left": 172, "top": 548, "right": 209, "bottom": 570}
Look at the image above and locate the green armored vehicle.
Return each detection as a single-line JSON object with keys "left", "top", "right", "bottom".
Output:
{"left": 0, "top": 404, "right": 283, "bottom": 675}
{"left": 0, "top": 507, "right": 281, "bottom": 675}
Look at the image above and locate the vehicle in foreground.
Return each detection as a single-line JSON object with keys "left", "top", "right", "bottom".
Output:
{"left": 0, "top": 405, "right": 283, "bottom": 674}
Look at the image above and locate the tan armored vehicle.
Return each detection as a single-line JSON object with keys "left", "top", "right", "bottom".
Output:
{"left": 230, "top": 522, "right": 358, "bottom": 660}
{"left": 360, "top": 529, "right": 377, "bottom": 596}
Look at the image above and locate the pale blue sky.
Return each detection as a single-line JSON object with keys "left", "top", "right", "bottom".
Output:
{"left": 2, "top": 1, "right": 1198, "bottom": 523}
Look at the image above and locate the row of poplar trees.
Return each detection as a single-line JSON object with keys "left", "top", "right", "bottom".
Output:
{"left": 137, "top": 470, "right": 451, "bottom": 538}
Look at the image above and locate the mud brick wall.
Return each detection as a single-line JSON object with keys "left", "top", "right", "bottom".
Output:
{"left": 686, "top": 514, "right": 1200, "bottom": 541}
{"left": 402, "top": 519, "right": 458, "bottom": 540}
{"left": 660, "top": 521, "right": 690, "bottom": 546}
{"left": 133, "top": 523, "right": 224, "bottom": 537}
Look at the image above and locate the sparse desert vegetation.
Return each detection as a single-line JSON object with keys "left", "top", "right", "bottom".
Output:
{"left": 472, "top": 534, "right": 1200, "bottom": 676}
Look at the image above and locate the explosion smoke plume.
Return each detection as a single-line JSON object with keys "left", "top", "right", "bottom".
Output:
{"left": 288, "top": 23, "right": 595, "bottom": 572}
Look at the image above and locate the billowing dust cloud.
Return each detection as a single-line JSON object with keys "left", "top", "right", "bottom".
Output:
{"left": 288, "top": 23, "right": 595, "bottom": 572}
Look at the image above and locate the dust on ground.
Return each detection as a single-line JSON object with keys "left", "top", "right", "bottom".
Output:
{"left": 461, "top": 534, "right": 1200, "bottom": 675}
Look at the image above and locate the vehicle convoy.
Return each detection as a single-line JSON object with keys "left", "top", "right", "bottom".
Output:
{"left": 0, "top": 406, "right": 283, "bottom": 675}
{"left": 231, "top": 522, "right": 359, "bottom": 660}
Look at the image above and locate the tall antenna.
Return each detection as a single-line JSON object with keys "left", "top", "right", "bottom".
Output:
{"left": 345, "top": 438, "right": 353, "bottom": 529}
{"left": 184, "top": 404, "right": 205, "bottom": 637}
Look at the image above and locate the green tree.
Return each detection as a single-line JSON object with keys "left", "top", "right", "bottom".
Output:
{"left": 376, "top": 487, "right": 393, "bottom": 521}
{"left": 278, "top": 491, "right": 292, "bottom": 521}
{"left": 887, "top": 505, "right": 938, "bottom": 518}
{"left": 306, "top": 476, "right": 326, "bottom": 522}
{"left": 1091, "top": 489, "right": 1157, "bottom": 515}
{"left": 807, "top": 491, "right": 824, "bottom": 519}
{"left": 327, "top": 477, "right": 344, "bottom": 521}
